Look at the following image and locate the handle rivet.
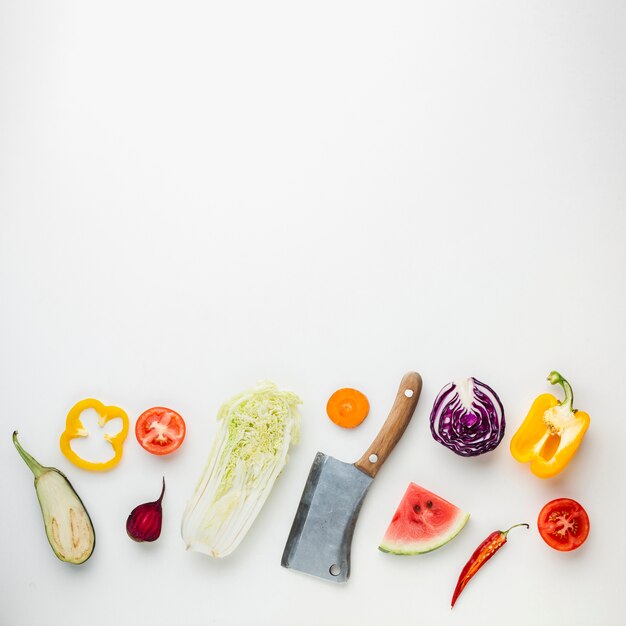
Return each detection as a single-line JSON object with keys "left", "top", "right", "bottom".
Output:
{"left": 369, "top": 454, "right": 378, "bottom": 463}
{"left": 404, "top": 389, "right": 414, "bottom": 397}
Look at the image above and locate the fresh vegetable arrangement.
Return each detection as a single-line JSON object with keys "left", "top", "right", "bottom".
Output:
{"left": 379, "top": 483, "right": 469, "bottom": 555}
{"left": 13, "top": 432, "right": 96, "bottom": 564}
{"left": 11, "top": 367, "right": 592, "bottom": 610}
{"left": 510, "top": 371, "right": 589, "bottom": 478}
{"left": 60, "top": 398, "right": 129, "bottom": 471}
{"left": 181, "top": 381, "right": 302, "bottom": 558}
{"left": 430, "top": 377, "right": 505, "bottom": 456}
{"left": 451, "top": 523, "right": 529, "bottom": 607}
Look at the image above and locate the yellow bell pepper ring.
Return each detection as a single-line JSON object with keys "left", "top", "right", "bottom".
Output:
{"left": 60, "top": 398, "right": 129, "bottom": 471}
{"left": 510, "top": 371, "right": 590, "bottom": 478}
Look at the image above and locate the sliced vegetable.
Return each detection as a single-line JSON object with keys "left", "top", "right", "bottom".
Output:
{"left": 510, "top": 371, "right": 590, "bottom": 478}
{"left": 181, "top": 381, "right": 302, "bottom": 558}
{"left": 379, "top": 483, "right": 469, "bottom": 555}
{"left": 126, "top": 478, "right": 165, "bottom": 542}
{"left": 430, "top": 377, "right": 505, "bottom": 457}
{"left": 13, "top": 431, "right": 95, "bottom": 564}
{"left": 451, "top": 523, "right": 529, "bottom": 608}
{"left": 135, "top": 407, "right": 186, "bottom": 455}
{"left": 60, "top": 398, "right": 129, "bottom": 471}
{"left": 538, "top": 498, "right": 589, "bottom": 551}
{"left": 326, "top": 388, "right": 369, "bottom": 428}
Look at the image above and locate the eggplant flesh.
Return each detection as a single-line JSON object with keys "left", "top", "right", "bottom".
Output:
{"left": 13, "top": 432, "right": 95, "bottom": 564}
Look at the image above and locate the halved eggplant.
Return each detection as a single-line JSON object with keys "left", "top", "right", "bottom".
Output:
{"left": 13, "top": 431, "right": 95, "bottom": 564}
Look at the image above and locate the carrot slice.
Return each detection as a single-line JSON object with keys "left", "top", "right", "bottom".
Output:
{"left": 326, "top": 388, "right": 370, "bottom": 428}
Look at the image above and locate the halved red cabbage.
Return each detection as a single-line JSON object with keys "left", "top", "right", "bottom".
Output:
{"left": 430, "top": 378, "right": 505, "bottom": 457}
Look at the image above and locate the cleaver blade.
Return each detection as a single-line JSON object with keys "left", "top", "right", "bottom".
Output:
{"left": 281, "top": 452, "right": 372, "bottom": 582}
{"left": 281, "top": 372, "right": 422, "bottom": 583}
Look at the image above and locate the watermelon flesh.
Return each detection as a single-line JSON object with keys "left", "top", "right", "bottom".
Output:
{"left": 379, "top": 483, "right": 469, "bottom": 555}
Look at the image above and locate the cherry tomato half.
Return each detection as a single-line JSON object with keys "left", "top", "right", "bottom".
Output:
{"left": 537, "top": 498, "right": 590, "bottom": 551}
{"left": 135, "top": 407, "right": 186, "bottom": 455}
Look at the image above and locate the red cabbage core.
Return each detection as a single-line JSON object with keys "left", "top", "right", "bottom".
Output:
{"left": 430, "top": 377, "right": 505, "bottom": 457}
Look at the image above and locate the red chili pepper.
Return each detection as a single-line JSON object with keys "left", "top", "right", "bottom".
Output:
{"left": 451, "top": 523, "right": 529, "bottom": 608}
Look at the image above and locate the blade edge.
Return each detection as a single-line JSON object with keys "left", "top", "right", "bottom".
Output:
{"left": 281, "top": 451, "right": 326, "bottom": 568}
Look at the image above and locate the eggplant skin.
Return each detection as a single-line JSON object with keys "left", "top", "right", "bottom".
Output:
{"left": 35, "top": 471, "right": 96, "bottom": 564}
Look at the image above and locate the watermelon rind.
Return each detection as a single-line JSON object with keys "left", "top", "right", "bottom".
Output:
{"left": 379, "top": 509, "right": 470, "bottom": 555}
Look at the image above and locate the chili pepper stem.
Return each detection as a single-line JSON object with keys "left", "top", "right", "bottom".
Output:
{"left": 547, "top": 371, "right": 574, "bottom": 411}
{"left": 501, "top": 523, "right": 530, "bottom": 538}
{"left": 12, "top": 431, "right": 46, "bottom": 479}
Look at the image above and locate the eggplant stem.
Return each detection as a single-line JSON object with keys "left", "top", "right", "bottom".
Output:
{"left": 12, "top": 431, "right": 46, "bottom": 479}
{"left": 501, "top": 523, "right": 530, "bottom": 538}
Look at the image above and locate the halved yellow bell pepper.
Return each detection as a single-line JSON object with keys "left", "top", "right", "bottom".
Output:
{"left": 60, "top": 398, "right": 129, "bottom": 471}
{"left": 510, "top": 371, "right": 589, "bottom": 478}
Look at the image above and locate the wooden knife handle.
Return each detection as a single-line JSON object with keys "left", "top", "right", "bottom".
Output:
{"left": 354, "top": 372, "right": 422, "bottom": 479}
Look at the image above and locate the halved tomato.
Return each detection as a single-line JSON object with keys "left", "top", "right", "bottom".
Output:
{"left": 135, "top": 407, "right": 186, "bottom": 455}
{"left": 537, "top": 498, "right": 589, "bottom": 551}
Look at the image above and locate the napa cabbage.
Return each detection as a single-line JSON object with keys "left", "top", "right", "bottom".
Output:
{"left": 181, "top": 381, "right": 302, "bottom": 557}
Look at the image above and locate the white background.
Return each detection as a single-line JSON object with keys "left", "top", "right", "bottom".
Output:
{"left": 1, "top": 2, "right": 625, "bottom": 625}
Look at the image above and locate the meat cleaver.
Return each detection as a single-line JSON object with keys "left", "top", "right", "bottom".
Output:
{"left": 281, "top": 371, "right": 422, "bottom": 583}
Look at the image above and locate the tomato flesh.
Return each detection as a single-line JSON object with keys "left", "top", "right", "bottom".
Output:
{"left": 135, "top": 407, "right": 186, "bottom": 455}
{"left": 537, "top": 498, "right": 589, "bottom": 551}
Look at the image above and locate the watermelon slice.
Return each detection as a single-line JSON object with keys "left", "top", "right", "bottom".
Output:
{"left": 379, "top": 483, "right": 469, "bottom": 555}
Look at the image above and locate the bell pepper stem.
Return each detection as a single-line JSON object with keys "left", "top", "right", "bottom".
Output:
{"left": 547, "top": 371, "right": 574, "bottom": 411}
{"left": 501, "top": 523, "right": 529, "bottom": 538}
{"left": 12, "top": 431, "right": 46, "bottom": 479}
